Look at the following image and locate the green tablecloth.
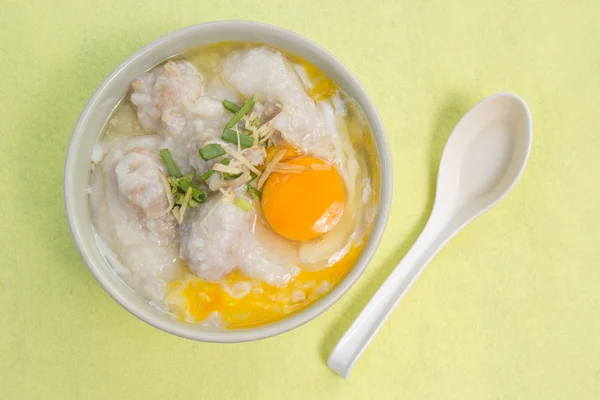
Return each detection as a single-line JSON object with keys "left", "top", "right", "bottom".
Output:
{"left": 2, "top": 1, "right": 599, "bottom": 398}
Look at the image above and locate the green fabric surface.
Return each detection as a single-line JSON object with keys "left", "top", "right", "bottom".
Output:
{"left": 1, "top": 1, "right": 599, "bottom": 399}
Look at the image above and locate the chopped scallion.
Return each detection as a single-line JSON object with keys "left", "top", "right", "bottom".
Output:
{"left": 179, "top": 181, "right": 207, "bottom": 203}
{"left": 159, "top": 149, "right": 182, "bottom": 177}
{"left": 193, "top": 188, "right": 207, "bottom": 204}
{"left": 199, "top": 158, "right": 230, "bottom": 181}
{"left": 222, "top": 172, "right": 243, "bottom": 181}
{"left": 222, "top": 100, "right": 241, "bottom": 113}
{"left": 199, "top": 170, "right": 212, "bottom": 181}
{"left": 234, "top": 197, "right": 252, "bottom": 212}
{"left": 170, "top": 175, "right": 207, "bottom": 204}
{"left": 247, "top": 185, "right": 262, "bottom": 200}
{"left": 222, "top": 129, "right": 254, "bottom": 149}
{"left": 174, "top": 192, "right": 185, "bottom": 205}
{"left": 194, "top": 191, "right": 206, "bottom": 204}
{"left": 224, "top": 94, "right": 259, "bottom": 130}
{"left": 199, "top": 143, "right": 226, "bottom": 161}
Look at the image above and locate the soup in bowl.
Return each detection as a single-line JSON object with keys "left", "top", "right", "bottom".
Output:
{"left": 65, "top": 22, "right": 392, "bottom": 342}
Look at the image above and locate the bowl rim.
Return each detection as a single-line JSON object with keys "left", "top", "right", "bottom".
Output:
{"left": 64, "top": 20, "right": 393, "bottom": 343}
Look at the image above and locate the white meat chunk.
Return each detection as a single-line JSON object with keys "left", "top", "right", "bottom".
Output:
{"left": 130, "top": 61, "right": 206, "bottom": 139}
{"left": 222, "top": 47, "right": 335, "bottom": 160}
{"left": 179, "top": 194, "right": 298, "bottom": 287}
{"left": 89, "top": 135, "right": 181, "bottom": 304}
{"left": 131, "top": 61, "right": 238, "bottom": 175}
{"left": 114, "top": 149, "right": 175, "bottom": 234}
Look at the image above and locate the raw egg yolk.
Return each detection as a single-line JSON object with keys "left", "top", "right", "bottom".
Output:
{"left": 261, "top": 156, "right": 345, "bottom": 241}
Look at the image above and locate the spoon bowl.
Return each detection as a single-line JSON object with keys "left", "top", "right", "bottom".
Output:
{"left": 328, "top": 92, "right": 532, "bottom": 379}
{"left": 437, "top": 93, "right": 532, "bottom": 220}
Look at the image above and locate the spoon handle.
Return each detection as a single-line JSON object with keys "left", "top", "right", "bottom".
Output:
{"left": 328, "top": 219, "right": 452, "bottom": 378}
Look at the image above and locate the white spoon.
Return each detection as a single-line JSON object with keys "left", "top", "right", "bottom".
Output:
{"left": 328, "top": 92, "right": 532, "bottom": 379}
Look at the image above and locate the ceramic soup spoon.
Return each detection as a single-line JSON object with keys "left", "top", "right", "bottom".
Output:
{"left": 328, "top": 92, "right": 533, "bottom": 379}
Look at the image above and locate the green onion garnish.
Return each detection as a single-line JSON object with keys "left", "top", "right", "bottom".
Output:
{"left": 223, "top": 172, "right": 243, "bottom": 181}
{"left": 169, "top": 175, "right": 207, "bottom": 204}
{"left": 199, "top": 159, "right": 230, "bottom": 181}
{"left": 224, "top": 94, "right": 259, "bottom": 130}
{"left": 222, "top": 128, "right": 254, "bottom": 149}
{"left": 194, "top": 191, "right": 206, "bottom": 204}
{"left": 222, "top": 100, "right": 241, "bottom": 114}
{"left": 199, "top": 170, "right": 213, "bottom": 181}
{"left": 178, "top": 181, "right": 207, "bottom": 203}
{"left": 247, "top": 185, "right": 262, "bottom": 200}
{"left": 251, "top": 117, "right": 261, "bottom": 128}
{"left": 159, "top": 149, "right": 182, "bottom": 177}
{"left": 174, "top": 192, "right": 186, "bottom": 205}
{"left": 234, "top": 197, "right": 252, "bottom": 212}
{"left": 199, "top": 143, "right": 226, "bottom": 161}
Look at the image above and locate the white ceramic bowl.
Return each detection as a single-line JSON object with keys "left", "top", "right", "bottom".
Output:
{"left": 64, "top": 21, "right": 393, "bottom": 342}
